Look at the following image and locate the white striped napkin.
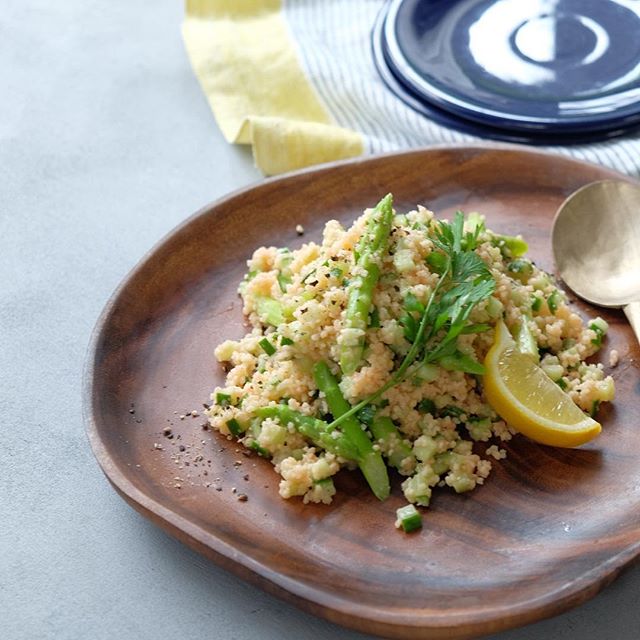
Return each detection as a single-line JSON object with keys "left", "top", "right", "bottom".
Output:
{"left": 183, "top": 0, "right": 640, "bottom": 176}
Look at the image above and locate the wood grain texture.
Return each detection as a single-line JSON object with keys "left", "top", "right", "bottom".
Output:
{"left": 84, "top": 145, "right": 640, "bottom": 640}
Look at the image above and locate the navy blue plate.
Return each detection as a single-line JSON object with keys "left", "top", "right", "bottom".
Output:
{"left": 371, "top": 3, "right": 639, "bottom": 144}
{"left": 375, "top": 0, "right": 640, "bottom": 137}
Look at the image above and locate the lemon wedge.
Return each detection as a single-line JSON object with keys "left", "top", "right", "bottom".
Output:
{"left": 484, "top": 320, "right": 601, "bottom": 448}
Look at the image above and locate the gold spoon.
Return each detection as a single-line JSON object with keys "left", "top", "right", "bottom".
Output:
{"left": 552, "top": 179, "right": 640, "bottom": 345}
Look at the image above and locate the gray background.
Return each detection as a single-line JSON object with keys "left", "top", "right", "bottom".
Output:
{"left": 2, "top": 1, "right": 639, "bottom": 639}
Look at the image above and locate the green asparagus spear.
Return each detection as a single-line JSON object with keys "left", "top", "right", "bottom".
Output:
{"left": 339, "top": 194, "right": 394, "bottom": 375}
{"left": 313, "top": 361, "right": 390, "bottom": 500}
{"left": 254, "top": 406, "right": 358, "bottom": 461}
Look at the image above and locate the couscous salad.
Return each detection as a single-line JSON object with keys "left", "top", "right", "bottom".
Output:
{"left": 206, "top": 195, "right": 614, "bottom": 531}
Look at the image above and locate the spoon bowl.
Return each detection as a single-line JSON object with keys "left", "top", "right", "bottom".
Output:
{"left": 552, "top": 179, "right": 640, "bottom": 343}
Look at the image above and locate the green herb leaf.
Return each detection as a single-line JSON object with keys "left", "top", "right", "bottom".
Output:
{"left": 426, "top": 251, "right": 447, "bottom": 274}
{"left": 404, "top": 292, "right": 425, "bottom": 314}
{"left": 460, "top": 323, "right": 491, "bottom": 334}
{"left": 416, "top": 398, "right": 436, "bottom": 415}
{"left": 369, "top": 306, "right": 380, "bottom": 328}
{"left": 400, "top": 313, "right": 418, "bottom": 342}
{"left": 451, "top": 250, "right": 491, "bottom": 283}
{"left": 439, "top": 405, "right": 465, "bottom": 418}
{"left": 438, "top": 352, "right": 486, "bottom": 375}
{"left": 356, "top": 405, "right": 376, "bottom": 426}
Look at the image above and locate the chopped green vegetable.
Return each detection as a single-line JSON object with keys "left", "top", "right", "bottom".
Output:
{"left": 313, "top": 477, "right": 335, "bottom": 492}
{"left": 247, "top": 441, "right": 270, "bottom": 457}
{"left": 467, "top": 417, "right": 492, "bottom": 441}
{"left": 356, "top": 404, "right": 376, "bottom": 426}
{"left": 531, "top": 295, "right": 543, "bottom": 312}
{"left": 547, "top": 291, "right": 560, "bottom": 314}
{"left": 370, "top": 416, "right": 414, "bottom": 469}
{"left": 259, "top": 337, "right": 276, "bottom": 356}
{"left": 590, "top": 317, "right": 609, "bottom": 333}
{"left": 393, "top": 249, "right": 415, "bottom": 273}
{"left": 439, "top": 405, "right": 465, "bottom": 418}
{"left": 369, "top": 306, "right": 380, "bottom": 328}
{"left": 246, "top": 418, "right": 270, "bottom": 457}
{"left": 514, "top": 317, "right": 539, "bottom": 362}
{"left": 589, "top": 320, "right": 607, "bottom": 346}
{"left": 215, "top": 392, "right": 232, "bottom": 406}
{"left": 226, "top": 418, "right": 244, "bottom": 436}
{"left": 507, "top": 258, "right": 534, "bottom": 283}
{"left": 540, "top": 355, "right": 564, "bottom": 381}
{"left": 416, "top": 398, "right": 436, "bottom": 415}
{"left": 301, "top": 268, "right": 317, "bottom": 284}
{"left": 280, "top": 336, "right": 294, "bottom": 346}
{"left": 414, "top": 363, "right": 439, "bottom": 382}
{"left": 255, "top": 296, "right": 285, "bottom": 326}
{"left": 396, "top": 504, "right": 422, "bottom": 533}
{"left": 485, "top": 296, "right": 503, "bottom": 319}
{"left": 277, "top": 272, "right": 291, "bottom": 293}
{"left": 493, "top": 234, "right": 528, "bottom": 257}
{"left": 464, "top": 211, "right": 484, "bottom": 233}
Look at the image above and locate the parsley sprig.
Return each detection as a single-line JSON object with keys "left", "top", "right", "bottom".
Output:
{"left": 328, "top": 211, "right": 496, "bottom": 430}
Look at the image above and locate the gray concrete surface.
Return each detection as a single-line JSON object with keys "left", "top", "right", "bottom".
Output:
{"left": 1, "top": 2, "right": 639, "bottom": 639}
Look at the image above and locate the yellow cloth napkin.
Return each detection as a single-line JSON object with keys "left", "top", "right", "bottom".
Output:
{"left": 183, "top": 0, "right": 640, "bottom": 178}
{"left": 182, "top": 0, "right": 363, "bottom": 175}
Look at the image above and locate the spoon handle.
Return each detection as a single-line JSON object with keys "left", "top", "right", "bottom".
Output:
{"left": 623, "top": 302, "right": 640, "bottom": 346}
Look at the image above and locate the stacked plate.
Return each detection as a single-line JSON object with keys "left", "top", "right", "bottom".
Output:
{"left": 372, "top": 0, "right": 640, "bottom": 144}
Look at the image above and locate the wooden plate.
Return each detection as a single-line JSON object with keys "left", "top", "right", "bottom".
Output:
{"left": 84, "top": 146, "right": 640, "bottom": 640}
